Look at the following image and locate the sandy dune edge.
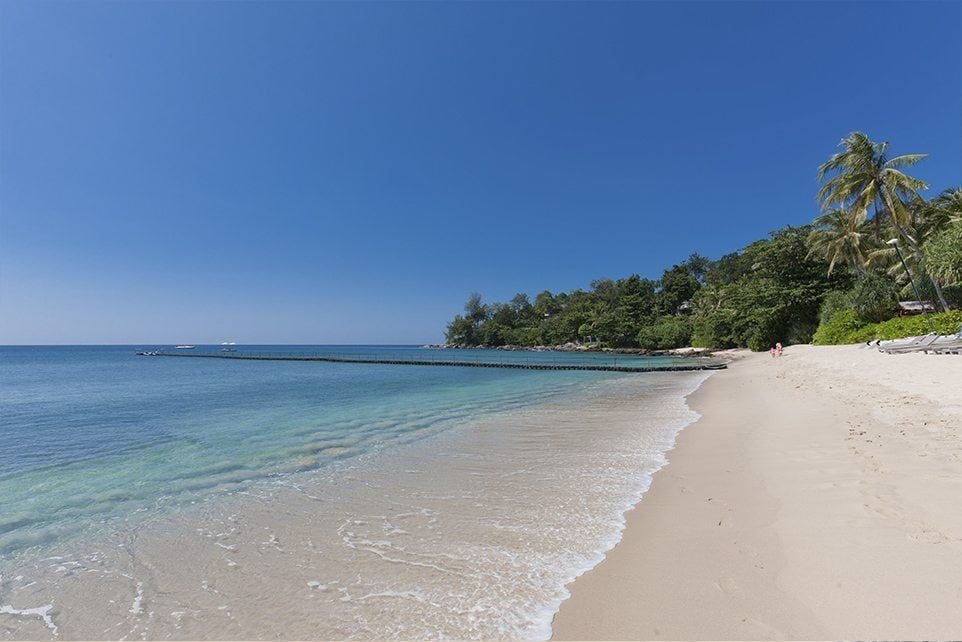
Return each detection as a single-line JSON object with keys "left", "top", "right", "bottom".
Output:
{"left": 552, "top": 344, "right": 962, "bottom": 640}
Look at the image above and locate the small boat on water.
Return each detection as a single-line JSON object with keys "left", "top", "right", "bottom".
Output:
{"left": 175, "top": 345, "right": 196, "bottom": 349}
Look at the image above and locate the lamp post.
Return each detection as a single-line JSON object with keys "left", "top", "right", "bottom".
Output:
{"left": 886, "top": 238, "right": 934, "bottom": 333}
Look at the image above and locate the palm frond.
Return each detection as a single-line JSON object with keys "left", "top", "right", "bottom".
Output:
{"left": 881, "top": 167, "right": 928, "bottom": 193}
{"left": 885, "top": 153, "right": 927, "bottom": 168}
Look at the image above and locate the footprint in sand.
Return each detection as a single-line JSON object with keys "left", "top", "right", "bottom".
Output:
{"left": 715, "top": 576, "right": 739, "bottom": 594}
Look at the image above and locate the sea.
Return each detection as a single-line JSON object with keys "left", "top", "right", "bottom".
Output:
{"left": 0, "top": 345, "right": 712, "bottom": 639}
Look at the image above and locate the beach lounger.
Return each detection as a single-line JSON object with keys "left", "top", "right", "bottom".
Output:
{"left": 879, "top": 324, "right": 962, "bottom": 355}
{"left": 926, "top": 336, "right": 962, "bottom": 355}
{"left": 878, "top": 333, "right": 938, "bottom": 354}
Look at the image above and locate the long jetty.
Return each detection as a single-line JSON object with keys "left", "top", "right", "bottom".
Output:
{"left": 140, "top": 351, "right": 727, "bottom": 373}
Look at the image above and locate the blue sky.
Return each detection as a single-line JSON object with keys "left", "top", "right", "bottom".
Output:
{"left": 1, "top": 1, "right": 959, "bottom": 344}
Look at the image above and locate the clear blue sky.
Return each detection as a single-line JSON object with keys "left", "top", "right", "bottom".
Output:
{"left": 1, "top": 1, "right": 959, "bottom": 344}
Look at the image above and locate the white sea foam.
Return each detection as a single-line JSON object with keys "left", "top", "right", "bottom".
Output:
{"left": 128, "top": 581, "right": 145, "bottom": 616}
{"left": 0, "top": 603, "right": 59, "bottom": 636}
{"left": 0, "top": 370, "right": 713, "bottom": 640}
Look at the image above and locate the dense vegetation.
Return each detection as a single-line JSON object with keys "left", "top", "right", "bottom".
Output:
{"left": 445, "top": 133, "right": 962, "bottom": 351}
{"left": 813, "top": 310, "right": 962, "bottom": 346}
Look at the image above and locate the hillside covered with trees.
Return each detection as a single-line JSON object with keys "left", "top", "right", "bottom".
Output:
{"left": 444, "top": 132, "right": 962, "bottom": 351}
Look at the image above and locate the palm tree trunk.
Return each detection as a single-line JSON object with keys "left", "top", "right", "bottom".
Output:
{"left": 900, "top": 233, "right": 950, "bottom": 313}
{"left": 887, "top": 209, "right": 950, "bottom": 313}
{"left": 891, "top": 214, "right": 950, "bottom": 312}
{"left": 930, "top": 276, "right": 950, "bottom": 313}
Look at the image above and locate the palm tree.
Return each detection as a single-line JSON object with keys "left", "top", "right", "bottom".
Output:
{"left": 817, "top": 132, "right": 951, "bottom": 310}
{"left": 807, "top": 209, "right": 875, "bottom": 274}
{"left": 864, "top": 197, "right": 952, "bottom": 311}
{"left": 927, "top": 187, "right": 962, "bottom": 226}
{"left": 817, "top": 132, "right": 928, "bottom": 245}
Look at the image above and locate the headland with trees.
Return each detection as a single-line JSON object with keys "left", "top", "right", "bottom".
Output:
{"left": 443, "top": 132, "right": 962, "bottom": 352}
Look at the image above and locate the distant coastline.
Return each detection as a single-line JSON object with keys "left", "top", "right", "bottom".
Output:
{"left": 442, "top": 133, "right": 960, "bottom": 355}
{"left": 423, "top": 341, "right": 716, "bottom": 357}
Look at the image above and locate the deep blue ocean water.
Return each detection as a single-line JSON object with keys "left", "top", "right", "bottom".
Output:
{"left": 0, "top": 345, "right": 679, "bottom": 555}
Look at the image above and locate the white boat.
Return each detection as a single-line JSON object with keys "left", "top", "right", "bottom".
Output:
{"left": 175, "top": 345, "right": 196, "bottom": 349}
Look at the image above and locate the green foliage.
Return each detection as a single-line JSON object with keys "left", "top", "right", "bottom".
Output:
{"left": 443, "top": 131, "right": 953, "bottom": 351}
{"left": 819, "top": 290, "right": 853, "bottom": 325}
{"left": 872, "top": 311, "right": 962, "bottom": 340}
{"left": 813, "top": 310, "right": 962, "bottom": 345}
{"left": 636, "top": 316, "right": 691, "bottom": 350}
{"left": 445, "top": 315, "right": 475, "bottom": 345}
{"left": 848, "top": 273, "right": 899, "bottom": 322}
{"left": 656, "top": 256, "right": 706, "bottom": 315}
{"left": 942, "top": 284, "right": 962, "bottom": 308}
{"left": 817, "top": 131, "right": 928, "bottom": 235}
{"left": 690, "top": 226, "right": 852, "bottom": 351}
{"left": 807, "top": 209, "right": 875, "bottom": 274}
{"left": 812, "top": 310, "right": 873, "bottom": 345}
{"left": 924, "top": 221, "right": 962, "bottom": 286}
{"left": 705, "top": 251, "right": 752, "bottom": 286}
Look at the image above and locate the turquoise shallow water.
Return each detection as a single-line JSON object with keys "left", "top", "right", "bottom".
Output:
{"left": 0, "top": 345, "right": 658, "bottom": 555}
{"left": 0, "top": 345, "right": 712, "bottom": 640}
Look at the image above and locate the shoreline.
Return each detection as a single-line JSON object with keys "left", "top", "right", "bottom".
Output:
{"left": 423, "top": 342, "right": 717, "bottom": 357}
{"left": 551, "top": 344, "right": 962, "bottom": 639}
{"left": 0, "top": 369, "right": 709, "bottom": 640}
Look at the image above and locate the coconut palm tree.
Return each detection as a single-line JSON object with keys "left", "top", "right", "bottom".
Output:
{"left": 817, "top": 132, "right": 952, "bottom": 310}
{"left": 864, "top": 197, "right": 952, "bottom": 311}
{"left": 806, "top": 209, "right": 875, "bottom": 274}
{"left": 927, "top": 187, "right": 962, "bottom": 226}
{"left": 817, "top": 132, "right": 928, "bottom": 245}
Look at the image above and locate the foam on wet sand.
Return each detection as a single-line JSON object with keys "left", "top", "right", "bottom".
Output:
{"left": 0, "top": 371, "right": 709, "bottom": 640}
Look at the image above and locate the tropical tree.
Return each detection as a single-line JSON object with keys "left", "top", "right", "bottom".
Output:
{"left": 692, "top": 226, "right": 849, "bottom": 350}
{"left": 922, "top": 188, "right": 962, "bottom": 289}
{"left": 924, "top": 221, "right": 962, "bottom": 286}
{"left": 817, "top": 132, "right": 928, "bottom": 245}
{"left": 927, "top": 187, "right": 962, "bottom": 226}
{"left": 806, "top": 208, "right": 875, "bottom": 274}
{"left": 816, "top": 132, "right": 951, "bottom": 310}
{"left": 656, "top": 255, "right": 707, "bottom": 315}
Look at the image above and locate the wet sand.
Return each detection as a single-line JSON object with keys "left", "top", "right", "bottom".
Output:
{"left": 552, "top": 344, "right": 962, "bottom": 639}
{"left": 0, "top": 373, "right": 707, "bottom": 640}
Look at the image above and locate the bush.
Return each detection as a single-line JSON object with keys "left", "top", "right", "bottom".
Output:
{"left": 812, "top": 309, "right": 869, "bottom": 345}
{"left": 849, "top": 273, "right": 899, "bottom": 323}
{"left": 813, "top": 310, "right": 962, "bottom": 345}
{"left": 871, "top": 310, "right": 962, "bottom": 340}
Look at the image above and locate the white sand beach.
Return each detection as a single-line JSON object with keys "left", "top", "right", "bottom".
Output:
{"left": 553, "top": 343, "right": 962, "bottom": 639}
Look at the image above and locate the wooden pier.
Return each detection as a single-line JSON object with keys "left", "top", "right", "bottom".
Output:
{"left": 141, "top": 351, "right": 727, "bottom": 373}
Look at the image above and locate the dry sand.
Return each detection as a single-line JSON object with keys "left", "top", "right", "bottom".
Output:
{"left": 552, "top": 343, "right": 962, "bottom": 640}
